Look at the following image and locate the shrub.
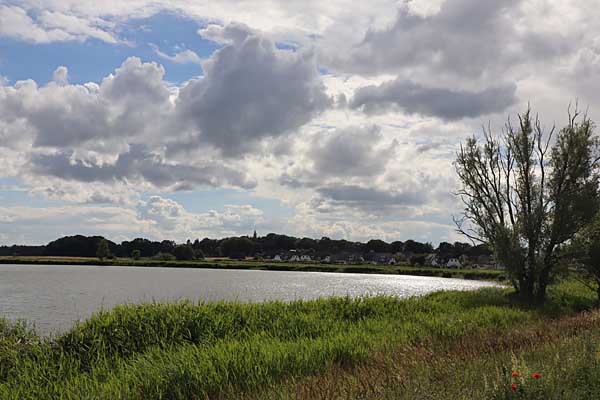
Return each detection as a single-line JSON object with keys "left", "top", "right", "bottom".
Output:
{"left": 153, "top": 252, "right": 176, "bottom": 261}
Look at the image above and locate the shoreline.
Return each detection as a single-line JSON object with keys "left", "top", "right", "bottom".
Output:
{"left": 0, "top": 256, "right": 506, "bottom": 281}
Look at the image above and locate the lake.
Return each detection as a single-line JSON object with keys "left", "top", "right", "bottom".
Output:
{"left": 0, "top": 264, "right": 499, "bottom": 335}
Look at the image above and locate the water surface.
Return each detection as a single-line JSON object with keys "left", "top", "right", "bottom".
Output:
{"left": 0, "top": 264, "right": 498, "bottom": 335}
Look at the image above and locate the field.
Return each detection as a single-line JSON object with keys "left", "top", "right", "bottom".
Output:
{"left": 0, "top": 256, "right": 506, "bottom": 281}
{"left": 0, "top": 280, "right": 598, "bottom": 399}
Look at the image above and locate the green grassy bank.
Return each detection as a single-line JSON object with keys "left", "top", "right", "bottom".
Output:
{"left": 0, "top": 256, "right": 506, "bottom": 281}
{"left": 0, "top": 280, "right": 598, "bottom": 399}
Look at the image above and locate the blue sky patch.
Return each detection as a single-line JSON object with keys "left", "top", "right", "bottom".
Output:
{"left": 0, "top": 11, "right": 221, "bottom": 85}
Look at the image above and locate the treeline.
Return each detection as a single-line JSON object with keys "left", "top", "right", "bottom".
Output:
{"left": 0, "top": 233, "right": 491, "bottom": 261}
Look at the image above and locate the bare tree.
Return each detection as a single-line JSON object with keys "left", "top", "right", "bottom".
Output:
{"left": 454, "top": 106, "right": 599, "bottom": 304}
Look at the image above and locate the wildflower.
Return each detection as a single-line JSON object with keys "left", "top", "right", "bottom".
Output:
{"left": 511, "top": 384, "right": 519, "bottom": 391}
{"left": 511, "top": 371, "right": 520, "bottom": 378}
{"left": 533, "top": 372, "right": 540, "bottom": 379}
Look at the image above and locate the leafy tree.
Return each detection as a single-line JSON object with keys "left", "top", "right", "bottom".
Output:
{"left": 221, "top": 237, "right": 256, "bottom": 258}
{"left": 159, "top": 240, "right": 176, "bottom": 254}
{"left": 390, "top": 241, "right": 404, "bottom": 253}
{"left": 174, "top": 244, "right": 196, "bottom": 261}
{"left": 455, "top": 106, "right": 600, "bottom": 303}
{"left": 121, "top": 238, "right": 160, "bottom": 258}
{"left": 571, "top": 211, "right": 600, "bottom": 302}
{"left": 96, "top": 239, "right": 111, "bottom": 261}
{"left": 131, "top": 249, "right": 141, "bottom": 260}
{"left": 196, "top": 238, "right": 218, "bottom": 257}
{"left": 194, "top": 248, "right": 205, "bottom": 260}
{"left": 364, "top": 239, "right": 391, "bottom": 253}
{"left": 436, "top": 242, "right": 456, "bottom": 258}
{"left": 46, "top": 235, "right": 117, "bottom": 257}
{"left": 403, "top": 240, "right": 433, "bottom": 254}
{"left": 296, "top": 237, "right": 318, "bottom": 251}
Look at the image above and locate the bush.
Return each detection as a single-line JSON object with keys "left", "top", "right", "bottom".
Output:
{"left": 131, "top": 250, "right": 141, "bottom": 260}
{"left": 153, "top": 252, "right": 176, "bottom": 261}
{"left": 174, "top": 245, "right": 195, "bottom": 261}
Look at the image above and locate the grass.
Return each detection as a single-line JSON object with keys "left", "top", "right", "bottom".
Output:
{"left": 0, "top": 256, "right": 506, "bottom": 281}
{"left": 0, "top": 281, "right": 597, "bottom": 398}
{"left": 253, "top": 310, "right": 600, "bottom": 399}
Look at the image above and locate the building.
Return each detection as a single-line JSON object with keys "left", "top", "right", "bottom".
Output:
{"left": 446, "top": 258, "right": 462, "bottom": 268}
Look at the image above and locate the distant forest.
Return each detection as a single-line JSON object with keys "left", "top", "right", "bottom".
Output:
{"left": 0, "top": 233, "right": 492, "bottom": 262}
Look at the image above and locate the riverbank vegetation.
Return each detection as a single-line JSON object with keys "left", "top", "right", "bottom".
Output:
{"left": 0, "top": 280, "right": 598, "bottom": 399}
{"left": 0, "top": 233, "right": 493, "bottom": 269}
{"left": 0, "top": 255, "right": 506, "bottom": 281}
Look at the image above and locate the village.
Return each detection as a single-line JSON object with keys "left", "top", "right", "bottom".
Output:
{"left": 253, "top": 249, "right": 502, "bottom": 270}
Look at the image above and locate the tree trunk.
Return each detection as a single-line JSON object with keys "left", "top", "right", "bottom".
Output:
{"left": 535, "top": 267, "right": 551, "bottom": 305}
{"left": 522, "top": 272, "right": 536, "bottom": 304}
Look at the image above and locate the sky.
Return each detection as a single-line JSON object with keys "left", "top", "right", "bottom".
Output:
{"left": 0, "top": 0, "right": 599, "bottom": 245}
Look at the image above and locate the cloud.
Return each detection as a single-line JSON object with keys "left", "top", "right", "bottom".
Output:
{"left": 138, "top": 196, "right": 265, "bottom": 236}
{"left": 29, "top": 145, "right": 257, "bottom": 190}
{"left": 0, "top": 197, "right": 266, "bottom": 244}
{"left": 150, "top": 44, "right": 202, "bottom": 64}
{"left": 0, "top": 204, "right": 154, "bottom": 245}
{"left": 36, "top": 10, "right": 118, "bottom": 43}
{"left": 280, "top": 125, "right": 397, "bottom": 187}
{"left": 309, "top": 126, "right": 396, "bottom": 177}
{"left": 0, "top": 5, "right": 73, "bottom": 43}
{"left": 0, "top": 5, "right": 117, "bottom": 44}
{"left": 0, "top": 57, "right": 172, "bottom": 152}
{"left": 317, "top": 184, "right": 425, "bottom": 208}
{"left": 350, "top": 79, "right": 517, "bottom": 120}
{"left": 175, "top": 23, "right": 332, "bottom": 157}
{"left": 3, "top": 0, "right": 600, "bottom": 246}
{"left": 329, "top": 0, "right": 522, "bottom": 77}
{"left": 52, "top": 66, "right": 69, "bottom": 85}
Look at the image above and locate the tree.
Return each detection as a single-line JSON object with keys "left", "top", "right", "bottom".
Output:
{"left": 174, "top": 244, "right": 196, "bottom": 261}
{"left": 403, "top": 240, "right": 433, "bottom": 254}
{"left": 364, "top": 239, "right": 391, "bottom": 253}
{"left": 159, "top": 240, "right": 176, "bottom": 254}
{"left": 221, "top": 237, "right": 256, "bottom": 259}
{"left": 455, "top": 106, "right": 600, "bottom": 303}
{"left": 571, "top": 211, "right": 600, "bottom": 302}
{"left": 96, "top": 239, "right": 111, "bottom": 261}
{"left": 47, "top": 235, "right": 116, "bottom": 257}
{"left": 194, "top": 248, "right": 205, "bottom": 260}
{"left": 390, "top": 241, "right": 404, "bottom": 253}
{"left": 131, "top": 249, "right": 141, "bottom": 260}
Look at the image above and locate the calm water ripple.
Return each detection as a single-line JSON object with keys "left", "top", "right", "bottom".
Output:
{"left": 0, "top": 264, "right": 499, "bottom": 335}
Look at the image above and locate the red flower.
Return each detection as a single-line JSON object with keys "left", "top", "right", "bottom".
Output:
{"left": 533, "top": 372, "right": 540, "bottom": 379}
{"left": 511, "top": 384, "right": 519, "bottom": 391}
{"left": 511, "top": 372, "right": 520, "bottom": 378}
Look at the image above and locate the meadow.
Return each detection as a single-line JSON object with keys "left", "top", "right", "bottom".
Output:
{"left": 0, "top": 279, "right": 598, "bottom": 399}
{"left": 0, "top": 256, "right": 506, "bottom": 281}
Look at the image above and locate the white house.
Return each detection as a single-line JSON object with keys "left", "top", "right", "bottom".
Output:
{"left": 446, "top": 258, "right": 462, "bottom": 268}
{"left": 289, "top": 255, "right": 301, "bottom": 262}
{"left": 272, "top": 254, "right": 282, "bottom": 262}
{"left": 425, "top": 254, "right": 440, "bottom": 267}
{"left": 300, "top": 254, "right": 312, "bottom": 262}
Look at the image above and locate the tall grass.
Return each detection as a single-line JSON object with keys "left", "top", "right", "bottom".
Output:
{"left": 0, "top": 281, "right": 596, "bottom": 399}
